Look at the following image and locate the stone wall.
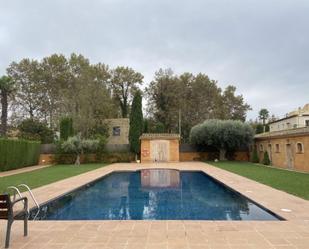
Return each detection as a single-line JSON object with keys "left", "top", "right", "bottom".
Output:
{"left": 179, "top": 151, "right": 249, "bottom": 161}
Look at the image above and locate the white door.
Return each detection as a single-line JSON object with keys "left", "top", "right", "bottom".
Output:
{"left": 150, "top": 140, "right": 170, "bottom": 162}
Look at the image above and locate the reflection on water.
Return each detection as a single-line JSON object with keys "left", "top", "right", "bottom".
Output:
{"left": 141, "top": 169, "right": 180, "bottom": 188}
{"left": 29, "top": 170, "right": 280, "bottom": 221}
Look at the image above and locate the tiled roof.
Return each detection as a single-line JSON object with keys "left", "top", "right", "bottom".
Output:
{"left": 140, "top": 133, "right": 180, "bottom": 140}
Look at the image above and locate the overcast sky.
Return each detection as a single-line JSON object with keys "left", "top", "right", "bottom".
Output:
{"left": 1, "top": 0, "right": 308, "bottom": 120}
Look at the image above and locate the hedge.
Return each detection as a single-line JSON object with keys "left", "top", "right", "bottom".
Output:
{"left": 0, "top": 139, "right": 41, "bottom": 171}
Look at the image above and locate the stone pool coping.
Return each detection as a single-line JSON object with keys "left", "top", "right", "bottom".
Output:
{"left": 1, "top": 162, "right": 309, "bottom": 249}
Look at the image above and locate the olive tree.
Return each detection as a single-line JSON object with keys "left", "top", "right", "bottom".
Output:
{"left": 190, "top": 119, "right": 254, "bottom": 160}
{"left": 61, "top": 134, "right": 99, "bottom": 165}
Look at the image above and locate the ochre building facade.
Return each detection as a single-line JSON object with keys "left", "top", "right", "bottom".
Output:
{"left": 255, "top": 127, "right": 309, "bottom": 172}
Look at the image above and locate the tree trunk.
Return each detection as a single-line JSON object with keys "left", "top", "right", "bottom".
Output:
{"left": 219, "top": 148, "right": 227, "bottom": 161}
{"left": 120, "top": 101, "right": 128, "bottom": 118}
{"left": 0, "top": 91, "right": 8, "bottom": 136}
{"left": 75, "top": 154, "right": 80, "bottom": 165}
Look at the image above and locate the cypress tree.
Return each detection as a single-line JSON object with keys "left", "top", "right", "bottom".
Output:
{"left": 250, "top": 147, "right": 259, "bottom": 163}
{"left": 262, "top": 151, "right": 271, "bottom": 165}
{"left": 129, "top": 91, "right": 143, "bottom": 156}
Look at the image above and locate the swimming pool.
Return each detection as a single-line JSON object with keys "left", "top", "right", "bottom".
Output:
{"left": 29, "top": 169, "right": 282, "bottom": 220}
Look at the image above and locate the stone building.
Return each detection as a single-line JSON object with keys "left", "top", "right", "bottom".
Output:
{"left": 255, "top": 104, "right": 309, "bottom": 172}
{"left": 104, "top": 118, "right": 130, "bottom": 152}
{"left": 255, "top": 126, "right": 309, "bottom": 172}
{"left": 140, "top": 133, "right": 180, "bottom": 163}
{"left": 269, "top": 103, "right": 309, "bottom": 132}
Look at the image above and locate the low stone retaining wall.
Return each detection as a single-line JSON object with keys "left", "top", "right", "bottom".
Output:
{"left": 179, "top": 151, "right": 249, "bottom": 162}
{"left": 39, "top": 152, "right": 135, "bottom": 165}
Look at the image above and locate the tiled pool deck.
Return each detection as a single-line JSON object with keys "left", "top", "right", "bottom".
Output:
{"left": 1, "top": 162, "right": 309, "bottom": 249}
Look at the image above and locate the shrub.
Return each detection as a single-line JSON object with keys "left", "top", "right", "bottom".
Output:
{"left": 0, "top": 138, "right": 40, "bottom": 171}
{"left": 60, "top": 117, "right": 74, "bottom": 140}
{"left": 250, "top": 147, "right": 259, "bottom": 163}
{"left": 262, "top": 151, "right": 271, "bottom": 165}
{"left": 18, "top": 118, "right": 54, "bottom": 143}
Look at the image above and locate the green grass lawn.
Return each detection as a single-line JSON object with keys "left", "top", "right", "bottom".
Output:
{"left": 0, "top": 163, "right": 108, "bottom": 194}
{"left": 207, "top": 161, "right": 309, "bottom": 200}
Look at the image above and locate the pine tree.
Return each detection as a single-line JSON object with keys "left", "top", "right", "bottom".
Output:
{"left": 129, "top": 91, "right": 143, "bottom": 157}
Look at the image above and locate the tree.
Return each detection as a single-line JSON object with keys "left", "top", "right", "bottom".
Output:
{"left": 146, "top": 69, "right": 180, "bottom": 132}
{"left": 250, "top": 147, "right": 259, "bottom": 163}
{"left": 61, "top": 134, "right": 99, "bottom": 165}
{"left": 262, "top": 151, "right": 271, "bottom": 165}
{"left": 255, "top": 123, "right": 264, "bottom": 134}
{"left": 258, "top": 108, "right": 269, "bottom": 130}
{"left": 7, "top": 54, "right": 116, "bottom": 134}
{"left": 18, "top": 118, "right": 54, "bottom": 143}
{"left": 129, "top": 91, "right": 143, "bottom": 157}
{"left": 110, "top": 66, "right": 143, "bottom": 118}
{"left": 190, "top": 119, "right": 254, "bottom": 160}
{"left": 143, "top": 119, "right": 149, "bottom": 133}
{"left": 60, "top": 117, "right": 74, "bottom": 140}
{"left": 0, "top": 76, "right": 15, "bottom": 136}
{"left": 146, "top": 69, "right": 251, "bottom": 141}
{"left": 220, "top": 85, "right": 251, "bottom": 121}
{"left": 39, "top": 54, "right": 70, "bottom": 128}
{"left": 143, "top": 118, "right": 165, "bottom": 133}
{"left": 7, "top": 59, "right": 43, "bottom": 119}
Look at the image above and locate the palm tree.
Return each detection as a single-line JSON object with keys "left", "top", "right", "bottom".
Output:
{"left": 258, "top": 108, "right": 269, "bottom": 133}
{"left": 0, "top": 76, "right": 15, "bottom": 136}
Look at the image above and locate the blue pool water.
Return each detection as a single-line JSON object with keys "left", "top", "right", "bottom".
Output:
{"left": 29, "top": 170, "right": 281, "bottom": 220}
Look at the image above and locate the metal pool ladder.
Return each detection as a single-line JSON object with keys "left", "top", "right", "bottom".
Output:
{"left": 7, "top": 184, "right": 40, "bottom": 218}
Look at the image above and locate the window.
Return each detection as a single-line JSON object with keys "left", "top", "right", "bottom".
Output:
{"left": 259, "top": 144, "right": 264, "bottom": 152}
{"left": 112, "top": 126, "right": 121, "bottom": 136}
{"left": 275, "top": 144, "right": 280, "bottom": 153}
{"left": 296, "top": 142, "right": 304, "bottom": 153}
{"left": 306, "top": 120, "right": 309, "bottom": 127}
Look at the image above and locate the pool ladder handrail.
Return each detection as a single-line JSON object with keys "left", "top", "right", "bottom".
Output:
{"left": 7, "top": 184, "right": 40, "bottom": 216}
